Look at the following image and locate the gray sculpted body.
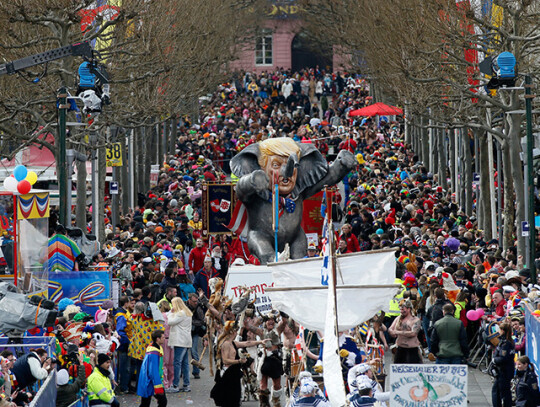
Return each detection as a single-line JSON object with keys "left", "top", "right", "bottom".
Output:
{"left": 231, "top": 137, "right": 356, "bottom": 264}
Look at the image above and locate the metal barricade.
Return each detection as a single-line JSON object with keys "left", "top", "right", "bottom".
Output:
{"left": 28, "top": 370, "right": 57, "bottom": 407}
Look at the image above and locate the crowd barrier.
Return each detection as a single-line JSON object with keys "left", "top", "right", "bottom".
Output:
{"left": 66, "top": 393, "right": 90, "bottom": 407}
{"left": 525, "top": 303, "right": 540, "bottom": 384}
{"left": 28, "top": 370, "right": 56, "bottom": 407}
{"left": 0, "top": 336, "right": 56, "bottom": 358}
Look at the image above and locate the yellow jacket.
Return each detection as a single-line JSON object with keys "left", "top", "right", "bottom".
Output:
{"left": 88, "top": 367, "right": 114, "bottom": 404}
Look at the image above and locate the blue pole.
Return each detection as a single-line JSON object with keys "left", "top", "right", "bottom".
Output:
{"left": 275, "top": 183, "right": 279, "bottom": 262}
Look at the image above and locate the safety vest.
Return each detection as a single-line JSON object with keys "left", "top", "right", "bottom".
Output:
{"left": 387, "top": 278, "right": 405, "bottom": 317}
{"left": 88, "top": 368, "right": 114, "bottom": 404}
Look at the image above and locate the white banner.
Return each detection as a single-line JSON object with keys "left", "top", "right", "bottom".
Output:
{"left": 223, "top": 265, "right": 274, "bottom": 315}
{"left": 322, "top": 251, "right": 347, "bottom": 407}
{"left": 267, "top": 250, "right": 399, "bottom": 331}
{"left": 389, "top": 364, "right": 468, "bottom": 406}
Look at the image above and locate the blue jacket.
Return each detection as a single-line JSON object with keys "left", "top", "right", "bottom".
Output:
{"left": 137, "top": 344, "right": 164, "bottom": 398}
{"left": 350, "top": 394, "right": 378, "bottom": 407}
{"left": 113, "top": 308, "right": 130, "bottom": 351}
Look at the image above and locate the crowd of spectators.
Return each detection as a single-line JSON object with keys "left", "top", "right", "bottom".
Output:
{"left": 0, "top": 67, "right": 539, "bottom": 407}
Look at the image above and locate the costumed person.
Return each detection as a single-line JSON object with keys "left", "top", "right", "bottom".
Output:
{"left": 347, "top": 362, "right": 389, "bottom": 402}
{"left": 245, "top": 313, "right": 285, "bottom": 407}
{"left": 290, "top": 378, "right": 330, "bottom": 407}
{"left": 349, "top": 375, "right": 379, "bottom": 407}
{"left": 314, "top": 331, "right": 365, "bottom": 379}
{"left": 388, "top": 300, "right": 422, "bottom": 364}
{"left": 137, "top": 330, "right": 167, "bottom": 407}
{"left": 87, "top": 353, "right": 119, "bottom": 407}
{"left": 492, "top": 323, "right": 515, "bottom": 407}
{"left": 210, "top": 321, "right": 265, "bottom": 407}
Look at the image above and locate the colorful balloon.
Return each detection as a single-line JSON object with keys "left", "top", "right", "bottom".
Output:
{"left": 466, "top": 310, "right": 480, "bottom": 321}
{"left": 26, "top": 171, "right": 38, "bottom": 185}
{"left": 17, "top": 180, "right": 31, "bottom": 194}
{"left": 3, "top": 177, "right": 18, "bottom": 191}
{"left": 13, "top": 165, "right": 28, "bottom": 181}
{"left": 476, "top": 308, "right": 485, "bottom": 317}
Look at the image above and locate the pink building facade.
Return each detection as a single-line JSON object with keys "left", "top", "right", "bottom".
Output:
{"left": 230, "top": 3, "right": 351, "bottom": 74}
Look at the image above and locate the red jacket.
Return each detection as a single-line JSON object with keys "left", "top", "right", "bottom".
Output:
{"left": 188, "top": 246, "right": 207, "bottom": 273}
{"left": 340, "top": 233, "right": 360, "bottom": 253}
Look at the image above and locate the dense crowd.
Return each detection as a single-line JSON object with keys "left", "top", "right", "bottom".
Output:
{"left": 1, "top": 67, "right": 540, "bottom": 407}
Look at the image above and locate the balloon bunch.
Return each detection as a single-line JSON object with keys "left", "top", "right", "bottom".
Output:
{"left": 466, "top": 308, "right": 485, "bottom": 321}
{"left": 3, "top": 165, "right": 38, "bottom": 194}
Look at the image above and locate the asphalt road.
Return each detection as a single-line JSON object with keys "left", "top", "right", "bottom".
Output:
{"left": 116, "top": 365, "right": 259, "bottom": 407}
{"left": 115, "top": 351, "right": 493, "bottom": 406}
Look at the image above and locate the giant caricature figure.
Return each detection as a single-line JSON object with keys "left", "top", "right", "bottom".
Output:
{"left": 230, "top": 137, "right": 356, "bottom": 264}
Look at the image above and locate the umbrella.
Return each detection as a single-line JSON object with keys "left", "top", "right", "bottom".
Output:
{"left": 349, "top": 102, "right": 403, "bottom": 117}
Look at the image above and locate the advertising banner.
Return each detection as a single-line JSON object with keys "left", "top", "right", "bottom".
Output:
{"left": 224, "top": 265, "right": 274, "bottom": 315}
{"left": 525, "top": 304, "right": 540, "bottom": 385}
{"left": 389, "top": 364, "right": 468, "bottom": 406}
{"left": 202, "top": 183, "right": 234, "bottom": 235}
{"left": 48, "top": 271, "right": 111, "bottom": 314}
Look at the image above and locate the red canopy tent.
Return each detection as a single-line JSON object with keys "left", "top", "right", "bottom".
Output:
{"left": 349, "top": 102, "right": 403, "bottom": 117}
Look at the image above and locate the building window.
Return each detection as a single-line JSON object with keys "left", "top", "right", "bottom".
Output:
{"left": 255, "top": 30, "right": 273, "bottom": 66}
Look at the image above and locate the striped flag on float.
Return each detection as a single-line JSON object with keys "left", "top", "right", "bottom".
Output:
{"left": 294, "top": 326, "right": 305, "bottom": 357}
{"left": 224, "top": 200, "right": 249, "bottom": 238}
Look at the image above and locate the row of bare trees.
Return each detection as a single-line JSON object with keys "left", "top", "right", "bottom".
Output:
{"left": 301, "top": 0, "right": 540, "bottom": 257}
{"left": 0, "top": 0, "right": 264, "bottom": 240}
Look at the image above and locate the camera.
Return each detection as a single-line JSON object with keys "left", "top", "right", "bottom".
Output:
{"left": 65, "top": 344, "right": 79, "bottom": 365}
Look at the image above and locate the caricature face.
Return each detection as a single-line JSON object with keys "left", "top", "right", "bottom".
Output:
{"left": 264, "top": 155, "right": 298, "bottom": 195}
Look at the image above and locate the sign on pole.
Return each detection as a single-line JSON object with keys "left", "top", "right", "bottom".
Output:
{"left": 106, "top": 142, "right": 123, "bottom": 167}
{"left": 201, "top": 183, "right": 234, "bottom": 235}
{"left": 224, "top": 265, "right": 274, "bottom": 314}
{"left": 149, "top": 164, "right": 160, "bottom": 188}
{"left": 389, "top": 364, "right": 468, "bottom": 406}
{"left": 110, "top": 181, "right": 119, "bottom": 195}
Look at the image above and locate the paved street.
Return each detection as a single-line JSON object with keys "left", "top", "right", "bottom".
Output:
{"left": 116, "top": 352, "right": 494, "bottom": 406}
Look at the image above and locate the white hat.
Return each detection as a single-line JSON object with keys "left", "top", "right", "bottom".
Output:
{"left": 142, "top": 257, "right": 153, "bottom": 263}
{"left": 299, "top": 381, "right": 316, "bottom": 396}
{"left": 56, "top": 369, "right": 70, "bottom": 386}
{"left": 355, "top": 363, "right": 370, "bottom": 375}
{"left": 503, "top": 285, "right": 517, "bottom": 293}
{"left": 505, "top": 270, "right": 519, "bottom": 280}
{"left": 232, "top": 258, "right": 246, "bottom": 266}
{"left": 354, "top": 375, "right": 372, "bottom": 391}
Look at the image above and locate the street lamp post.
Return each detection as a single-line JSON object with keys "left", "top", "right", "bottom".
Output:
{"left": 57, "top": 87, "right": 69, "bottom": 227}
{"left": 525, "top": 75, "right": 537, "bottom": 283}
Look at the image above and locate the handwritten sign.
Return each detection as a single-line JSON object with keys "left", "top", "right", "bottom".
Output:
{"left": 224, "top": 265, "right": 274, "bottom": 315}
{"left": 389, "top": 364, "right": 468, "bottom": 406}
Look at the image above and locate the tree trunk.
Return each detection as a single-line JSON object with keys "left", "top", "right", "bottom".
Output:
{"left": 97, "top": 145, "right": 106, "bottom": 243}
{"left": 479, "top": 133, "right": 493, "bottom": 240}
{"left": 462, "top": 128, "right": 473, "bottom": 216}
{"left": 421, "top": 117, "right": 429, "bottom": 168}
{"left": 75, "top": 147, "right": 87, "bottom": 230}
{"left": 449, "top": 129, "right": 456, "bottom": 195}
{"left": 501, "top": 138, "right": 515, "bottom": 252}
{"left": 508, "top": 113, "right": 526, "bottom": 258}
{"left": 438, "top": 128, "right": 448, "bottom": 191}
{"left": 143, "top": 126, "right": 152, "bottom": 191}
{"left": 170, "top": 116, "right": 177, "bottom": 156}
{"left": 121, "top": 136, "right": 129, "bottom": 216}
{"left": 430, "top": 124, "right": 438, "bottom": 175}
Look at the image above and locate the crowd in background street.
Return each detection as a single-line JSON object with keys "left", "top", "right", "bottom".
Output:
{"left": 0, "top": 67, "right": 539, "bottom": 407}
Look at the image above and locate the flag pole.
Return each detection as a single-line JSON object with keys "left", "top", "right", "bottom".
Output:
{"left": 273, "top": 170, "right": 279, "bottom": 262}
